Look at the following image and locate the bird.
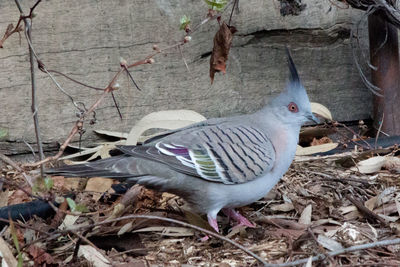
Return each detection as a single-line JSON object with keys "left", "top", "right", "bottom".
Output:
{"left": 47, "top": 48, "right": 318, "bottom": 234}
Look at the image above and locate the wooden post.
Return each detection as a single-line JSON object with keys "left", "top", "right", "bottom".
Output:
{"left": 368, "top": 12, "right": 400, "bottom": 135}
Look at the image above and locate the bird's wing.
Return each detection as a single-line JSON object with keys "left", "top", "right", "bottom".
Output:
{"left": 119, "top": 124, "right": 276, "bottom": 184}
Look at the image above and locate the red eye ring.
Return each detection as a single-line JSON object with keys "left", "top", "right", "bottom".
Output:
{"left": 288, "top": 102, "right": 298, "bottom": 113}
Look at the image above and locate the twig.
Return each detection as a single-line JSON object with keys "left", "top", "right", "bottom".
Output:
{"left": 375, "top": 113, "right": 384, "bottom": 149}
{"left": 0, "top": 153, "right": 34, "bottom": 186}
{"left": 333, "top": 121, "right": 373, "bottom": 150}
{"left": 15, "top": 0, "right": 45, "bottom": 177}
{"left": 110, "top": 91, "right": 123, "bottom": 120}
{"left": 228, "top": 0, "right": 239, "bottom": 26}
{"left": 178, "top": 45, "right": 190, "bottom": 73}
{"left": 121, "top": 65, "right": 141, "bottom": 91}
{"left": 73, "top": 214, "right": 269, "bottom": 265}
{"left": 345, "top": 194, "right": 389, "bottom": 227}
{"left": 271, "top": 238, "right": 400, "bottom": 267}
{"left": 46, "top": 69, "right": 104, "bottom": 90}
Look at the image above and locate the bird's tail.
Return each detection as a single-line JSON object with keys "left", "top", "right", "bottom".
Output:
{"left": 45, "top": 155, "right": 141, "bottom": 180}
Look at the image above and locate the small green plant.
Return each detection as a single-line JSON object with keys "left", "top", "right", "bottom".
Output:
{"left": 32, "top": 176, "right": 54, "bottom": 193}
{"left": 10, "top": 219, "right": 23, "bottom": 266}
{"left": 179, "top": 15, "right": 191, "bottom": 30}
{"left": 204, "top": 0, "right": 228, "bottom": 11}
{"left": 66, "top": 197, "right": 89, "bottom": 213}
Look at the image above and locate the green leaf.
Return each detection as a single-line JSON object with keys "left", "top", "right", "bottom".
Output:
{"left": 75, "top": 204, "right": 89, "bottom": 213}
{"left": 179, "top": 15, "right": 191, "bottom": 30}
{"left": 204, "top": 0, "right": 227, "bottom": 11}
{"left": 17, "top": 253, "right": 23, "bottom": 267}
{"left": 0, "top": 128, "right": 8, "bottom": 140}
{"left": 44, "top": 177, "right": 54, "bottom": 190}
{"left": 66, "top": 197, "right": 77, "bottom": 212}
{"left": 66, "top": 198, "right": 88, "bottom": 213}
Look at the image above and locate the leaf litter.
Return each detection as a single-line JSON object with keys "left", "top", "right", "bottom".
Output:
{"left": 0, "top": 108, "right": 400, "bottom": 265}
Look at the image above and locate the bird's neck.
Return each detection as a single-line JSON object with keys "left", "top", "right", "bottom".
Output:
{"left": 267, "top": 121, "right": 300, "bottom": 178}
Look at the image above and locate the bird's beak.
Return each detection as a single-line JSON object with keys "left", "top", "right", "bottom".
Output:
{"left": 307, "top": 113, "right": 320, "bottom": 124}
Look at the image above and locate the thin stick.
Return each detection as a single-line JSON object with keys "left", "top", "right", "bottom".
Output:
{"left": 228, "top": 0, "right": 239, "bottom": 26}
{"left": 0, "top": 153, "right": 33, "bottom": 186}
{"left": 73, "top": 214, "right": 269, "bottom": 265}
{"left": 345, "top": 194, "right": 389, "bottom": 227}
{"left": 15, "top": 0, "right": 45, "bottom": 177}
{"left": 375, "top": 113, "right": 384, "bottom": 149}
{"left": 272, "top": 238, "right": 400, "bottom": 267}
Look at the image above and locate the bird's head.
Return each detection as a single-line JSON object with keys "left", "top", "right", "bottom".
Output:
{"left": 269, "top": 48, "right": 318, "bottom": 126}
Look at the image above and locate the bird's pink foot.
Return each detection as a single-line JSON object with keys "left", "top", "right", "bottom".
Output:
{"left": 207, "top": 214, "right": 219, "bottom": 232}
{"left": 200, "top": 214, "right": 219, "bottom": 241}
{"left": 222, "top": 208, "right": 256, "bottom": 228}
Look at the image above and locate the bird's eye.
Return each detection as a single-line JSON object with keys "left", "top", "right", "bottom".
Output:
{"left": 288, "top": 102, "right": 298, "bottom": 113}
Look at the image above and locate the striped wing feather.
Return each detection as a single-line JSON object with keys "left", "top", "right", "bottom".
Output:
{"left": 121, "top": 125, "right": 275, "bottom": 185}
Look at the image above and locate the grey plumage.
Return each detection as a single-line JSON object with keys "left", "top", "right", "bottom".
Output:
{"left": 47, "top": 48, "right": 317, "bottom": 232}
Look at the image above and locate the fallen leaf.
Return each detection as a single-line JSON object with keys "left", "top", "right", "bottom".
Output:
{"left": 126, "top": 110, "right": 206, "bottom": 145}
{"left": 364, "top": 196, "right": 378, "bottom": 211}
{"left": 28, "top": 244, "right": 54, "bottom": 265}
{"left": 383, "top": 156, "right": 400, "bottom": 172}
{"left": 310, "top": 102, "right": 332, "bottom": 120}
{"left": 351, "top": 156, "right": 386, "bottom": 174}
{"left": 58, "top": 215, "right": 80, "bottom": 231}
{"left": 270, "top": 202, "right": 295, "bottom": 212}
{"left": 317, "top": 234, "right": 344, "bottom": 251}
{"left": 78, "top": 245, "right": 111, "bottom": 267}
{"left": 8, "top": 188, "right": 31, "bottom": 205}
{"left": 305, "top": 256, "right": 313, "bottom": 267}
{"left": 209, "top": 22, "right": 237, "bottom": 84}
{"left": 85, "top": 178, "right": 114, "bottom": 201}
{"left": 296, "top": 143, "right": 338, "bottom": 156}
{"left": 311, "top": 137, "right": 332, "bottom": 146}
{"left": 0, "top": 236, "right": 18, "bottom": 267}
{"left": 94, "top": 130, "right": 128, "bottom": 139}
{"left": 299, "top": 204, "right": 312, "bottom": 225}
{"left": 0, "top": 189, "right": 8, "bottom": 208}
{"left": 396, "top": 199, "right": 400, "bottom": 217}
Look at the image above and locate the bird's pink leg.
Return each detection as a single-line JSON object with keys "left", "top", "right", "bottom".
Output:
{"left": 200, "top": 214, "right": 220, "bottom": 241}
{"left": 222, "top": 208, "right": 256, "bottom": 228}
{"left": 207, "top": 214, "right": 219, "bottom": 232}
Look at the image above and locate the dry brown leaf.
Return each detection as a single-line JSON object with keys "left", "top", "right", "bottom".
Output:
{"left": 270, "top": 202, "right": 295, "bottom": 212}
{"left": 311, "top": 137, "right": 332, "bottom": 146}
{"left": 8, "top": 188, "right": 31, "bottom": 205}
{"left": 0, "top": 189, "right": 9, "bottom": 208}
{"left": 365, "top": 196, "right": 378, "bottom": 211}
{"left": 28, "top": 244, "right": 54, "bottom": 265}
{"left": 63, "top": 177, "right": 85, "bottom": 191}
{"left": 85, "top": 178, "right": 114, "bottom": 201}
{"left": 210, "top": 22, "right": 237, "bottom": 84}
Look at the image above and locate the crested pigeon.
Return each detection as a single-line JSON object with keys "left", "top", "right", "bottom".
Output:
{"left": 47, "top": 48, "right": 318, "bottom": 233}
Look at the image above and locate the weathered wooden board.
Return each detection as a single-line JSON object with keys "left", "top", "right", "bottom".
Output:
{"left": 0, "top": 0, "right": 371, "bottom": 155}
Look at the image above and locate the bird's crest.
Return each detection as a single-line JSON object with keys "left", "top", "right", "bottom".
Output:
{"left": 285, "top": 47, "right": 300, "bottom": 85}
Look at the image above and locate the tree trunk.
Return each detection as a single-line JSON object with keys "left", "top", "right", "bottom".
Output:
{"left": 368, "top": 12, "right": 400, "bottom": 135}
